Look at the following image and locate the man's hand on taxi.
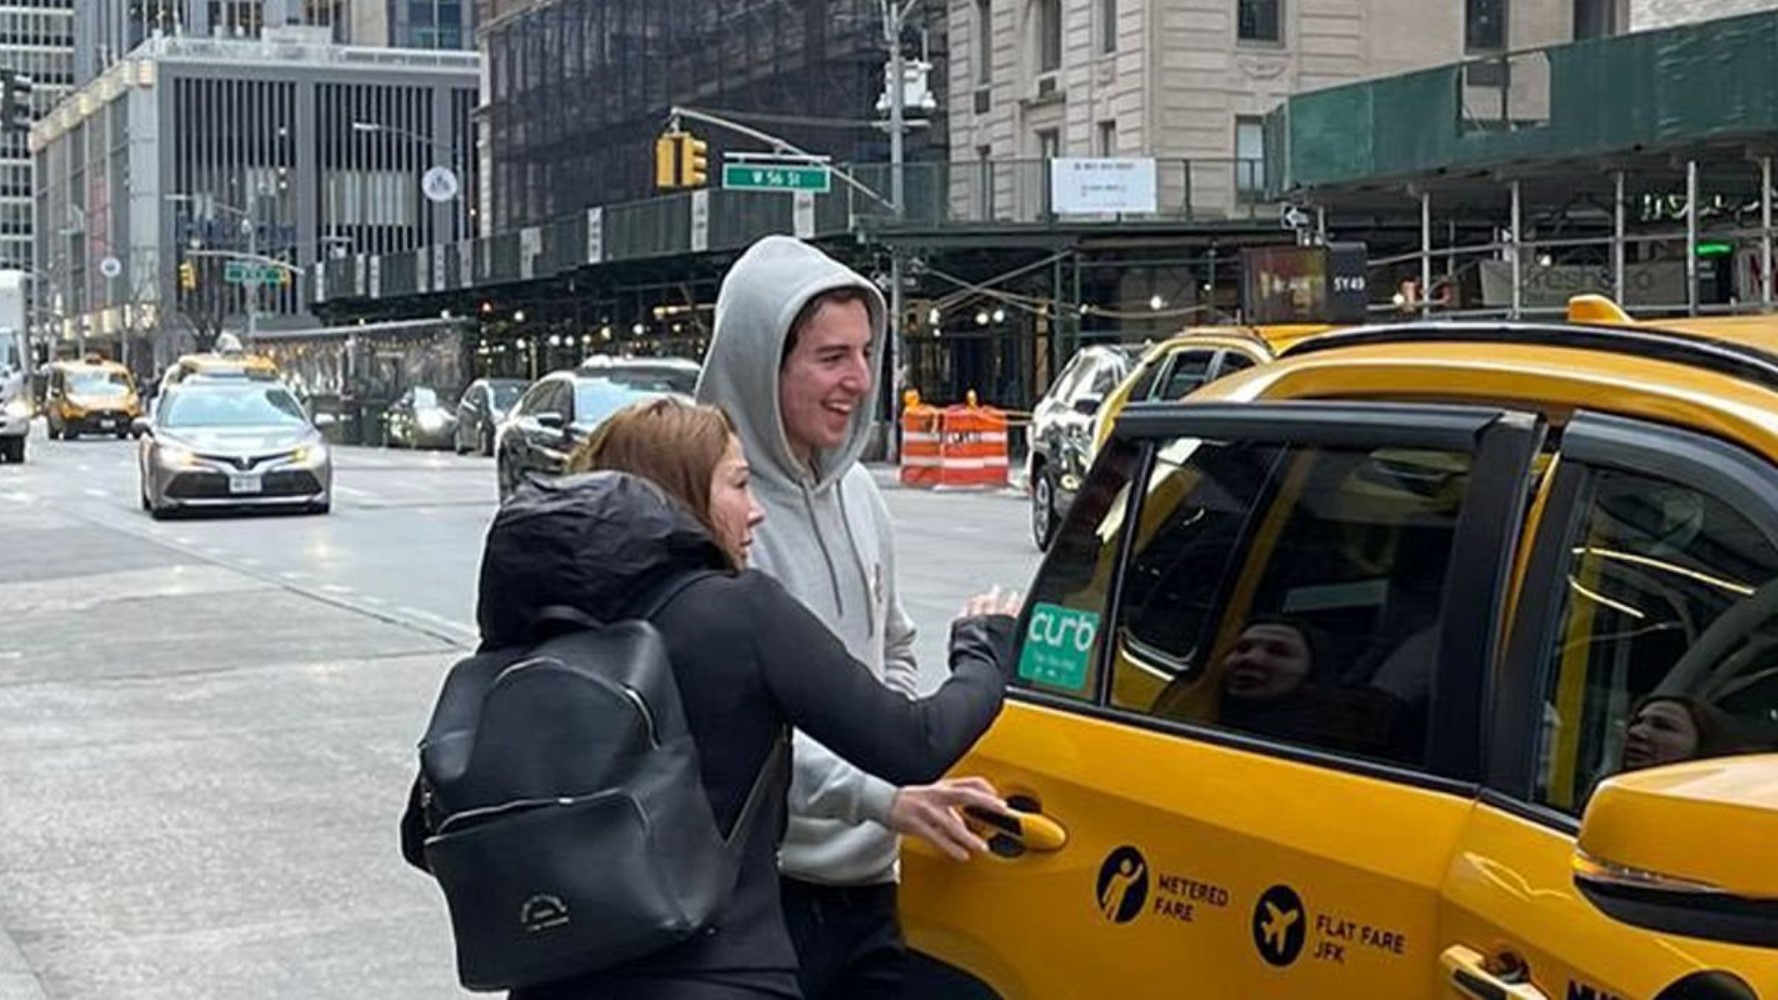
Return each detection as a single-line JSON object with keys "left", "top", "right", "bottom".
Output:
{"left": 885, "top": 776, "right": 1011, "bottom": 862}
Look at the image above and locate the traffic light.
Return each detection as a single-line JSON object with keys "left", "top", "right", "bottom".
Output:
{"left": 178, "top": 260, "right": 196, "bottom": 291}
{"left": 0, "top": 70, "right": 32, "bottom": 133}
{"left": 654, "top": 133, "right": 681, "bottom": 191}
{"left": 653, "top": 131, "right": 710, "bottom": 191}
{"left": 680, "top": 135, "right": 708, "bottom": 188}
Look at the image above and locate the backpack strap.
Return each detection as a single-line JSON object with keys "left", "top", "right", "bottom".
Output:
{"left": 722, "top": 728, "right": 790, "bottom": 853}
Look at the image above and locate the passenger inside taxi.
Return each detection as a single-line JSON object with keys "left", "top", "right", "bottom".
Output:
{"left": 1618, "top": 694, "right": 1743, "bottom": 772}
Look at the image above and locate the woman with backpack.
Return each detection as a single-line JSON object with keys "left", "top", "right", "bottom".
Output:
{"left": 403, "top": 397, "right": 1019, "bottom": 1000}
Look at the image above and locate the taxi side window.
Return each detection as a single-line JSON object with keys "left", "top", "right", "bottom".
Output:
{"left": 1534, "top": 467, "right": 1778, "bottom": 814}
{"left": 1014, "top": 439, "right": 1143, "bottom": 700}
{"left": 1155, "top": 350, "right": 1216, "bottom": 400}
{"left": 1108, "top": 437, "right": 1475, "bottom": 769}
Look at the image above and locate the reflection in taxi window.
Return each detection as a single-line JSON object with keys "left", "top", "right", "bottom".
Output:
{"left": 1536, "top": 468, "right": 1778, "bottom": 813}
{"left": 1112, "top": 439, "right": 1475, "bottom": 769}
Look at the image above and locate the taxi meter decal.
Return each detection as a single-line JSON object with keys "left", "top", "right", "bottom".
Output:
{"left": 1019, "top": 603, "right": 1098, "bottom": 692}
{"left": 1096, "top": 846, "right": 1149, "bottom": 923}
{"left": 1095, "top": 846, "right": 1231, "bottom": 927}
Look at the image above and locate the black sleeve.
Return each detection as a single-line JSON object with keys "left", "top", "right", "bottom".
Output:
{"left": 744, "top": 573, "right": 1012, "bottom": 786}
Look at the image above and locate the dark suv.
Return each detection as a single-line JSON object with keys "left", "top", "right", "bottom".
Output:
{"left": 495, "top": 357, "right": 699, "bottom": 500}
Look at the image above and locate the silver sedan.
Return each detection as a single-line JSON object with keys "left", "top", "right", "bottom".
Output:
{"left": 136, "top": 382, "right": 333, "bottom": 519}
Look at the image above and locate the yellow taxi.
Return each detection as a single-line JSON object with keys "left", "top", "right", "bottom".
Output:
{"left": 906, "top": 317, "right": 1778, "bottom": 999}
{"left": 44, "top": 356, "right": 143, "bottom": 440}
{"left": 1032, "top": 325, "right": 1331, "bottom": 551}
{"left": 1088, "top": 323, "right": 1333, "bottom": 452}
{"left": 156, "top": 349, "right": 281, "bottom": 393}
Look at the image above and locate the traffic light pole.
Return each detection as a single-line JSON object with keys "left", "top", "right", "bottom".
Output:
{"left": 884, "top": 0, "right": 914, "bottom": 463}
{"left": 667, "top": 106, "right": 896, "bottom": 212}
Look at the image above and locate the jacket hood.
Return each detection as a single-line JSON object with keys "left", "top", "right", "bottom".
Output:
{"left": 475, "top": 471, "right": 729, "bottom": 649}
{"left": 695, "top": 235, "right": 886, "bottom": 492}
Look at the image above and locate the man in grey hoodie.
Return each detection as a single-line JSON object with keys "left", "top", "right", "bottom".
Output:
{"left": 697, "top": 235, "right": 1008, "bottom": 999}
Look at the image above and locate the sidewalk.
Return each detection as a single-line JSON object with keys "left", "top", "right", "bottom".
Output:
{"left": 865, "top": 461, "right": 1029, "bottom": 498}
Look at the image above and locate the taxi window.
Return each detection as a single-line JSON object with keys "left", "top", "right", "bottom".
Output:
{"left": 1109, "top": 437, "right": 1475, "bottom": 769}
{"left": 1155, "top": 350, "right": 1216, "bottom": 400}
{"left": 1534, "top": 467, "right": 1778, "bottom": 814}
{"left": 1014, "top": 439, "right": 1143, "bottom": 700}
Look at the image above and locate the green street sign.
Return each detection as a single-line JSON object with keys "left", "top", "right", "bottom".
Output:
{"left": 223, "top": 261, "right": 287, "bottom": 286}
{"left": 722, "top": 162, "right": 832, "bottom": 194}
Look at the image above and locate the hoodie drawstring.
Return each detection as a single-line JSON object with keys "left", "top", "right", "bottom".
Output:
{"left": 802, "top": 484, "right": 847, "bottom": 618}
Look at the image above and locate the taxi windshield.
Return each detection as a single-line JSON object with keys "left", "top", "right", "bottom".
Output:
{"left": 162, "top": 387, "right": 308, "bottom": 428}
{"left": 68, "top": 369, "right": 132, "bottom": 396}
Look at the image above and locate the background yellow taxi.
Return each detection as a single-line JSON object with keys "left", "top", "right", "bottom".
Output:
{"left": 44, "top": 356, "right": 142, "bottom": 440}
{"left": 907, "top": 318, "right": 1778, "bottom": 1000}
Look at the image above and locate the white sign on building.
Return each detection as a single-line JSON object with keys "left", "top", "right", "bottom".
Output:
{"left": 1050, "top": 158, "right": 1158, "bottom": 215}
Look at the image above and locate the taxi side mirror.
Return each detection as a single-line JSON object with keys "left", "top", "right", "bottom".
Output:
{"left": 1072, "top": 395, "right": 1104, "bottom": 417}
{"left": 1573, "top": 753, "right": 1778, "bottom": 948}
{"left": 313, "top": 413, "right": 338, "bottom": 429}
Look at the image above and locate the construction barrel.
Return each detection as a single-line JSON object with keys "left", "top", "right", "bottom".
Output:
{"left": 898, "top": 395, "right": 942, "bottom": 487}
{"left": 935, "top": 397, "right": 1010, "bottom": 489}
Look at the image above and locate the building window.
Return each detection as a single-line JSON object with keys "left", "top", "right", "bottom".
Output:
{"left": 1466, "top": 0, "right": 1507, "bottom": 51}
{"left": 977, "top": 0, "right": 993, "bottom": 85}
{"left": 1037, "top": 128, "right": 1060, "bottom": 160}
{"left": 1098, "top": 120, "right": 1117, "bottom": 156}
{"left": 1037, "top": 0, "right": 1062, "bottom": 73}
{"left": 1238, "top": 0, "right": 1281, "bottom": 43}
{"left": 1573, "top": 0, "right": 1615, "bottom": 39}
{"left": 1102, "top": 0, "right": 1117, "bottom": 53}
{"left": 1235, "top": 116, "right": 1265, "bottom": 199}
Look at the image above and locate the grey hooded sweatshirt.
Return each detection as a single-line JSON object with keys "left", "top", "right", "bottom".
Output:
{"left": 696, "top": 235, "right": 916, "bottom": 887}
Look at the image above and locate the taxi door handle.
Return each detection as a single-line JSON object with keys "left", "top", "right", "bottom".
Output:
{"left": 1440, "top": 945, "right": 1548, "bottom": 1000}
{"left": 964, "top": 804, "right": 1068, "bottom": 854}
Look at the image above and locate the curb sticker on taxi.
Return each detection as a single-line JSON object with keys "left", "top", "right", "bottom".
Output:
{"left": 1019, "top": 603, "right": 1099, "bottom": 692}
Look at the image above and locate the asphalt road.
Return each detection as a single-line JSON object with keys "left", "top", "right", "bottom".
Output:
{"left": 0, "top": 429, "right": 1039, "bottom": 999}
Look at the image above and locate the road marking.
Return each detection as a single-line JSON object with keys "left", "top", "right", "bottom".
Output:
{"left": 238, "top": 557, "right": 261, "bottom": 567}
{"left": 0, "top": 491, "right": 32, "bottom": 503}
{"left": 84, "top": 488, "right": 109, "bottom": 498}
{"left": 335, "top": 486, "right": 370, "bottom": 498}
{"left": 280, "top": 571, "right": 312, "bottom": 581}
{"left": 321, "top": 584, "right": 354, "bottom": 595}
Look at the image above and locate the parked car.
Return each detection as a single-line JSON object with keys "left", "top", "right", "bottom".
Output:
{"left": 44, "top": 356, "right": 143, "bottom": 440}
{"left": 454, "top": 377, "right": 528, "bottom": 456}
{"left": 1026, "top": 345, "right": 1138, "bottom": 550}
{"left": 385, "top": 386, "right": 459, "bottom": 450}
{"left": 135, "top": 380, "right": 331, "bottom": 519}
{"left": 495, "top": 358, "right": 699, "bottom": 500}
{"left": 904, "top": 317, "right": 1778, "bottom": 999}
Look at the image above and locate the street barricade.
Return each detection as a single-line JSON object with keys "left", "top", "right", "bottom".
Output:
{"left": 899, "top": 400, "right": 943, "bottom": 487}
{"left": 899, "top": 392, "right": 1010, "bottom": 490}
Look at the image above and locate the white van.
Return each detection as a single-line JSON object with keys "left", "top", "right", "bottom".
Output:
{"left": 0, "top": 328, "right": 28, "bottom": 463}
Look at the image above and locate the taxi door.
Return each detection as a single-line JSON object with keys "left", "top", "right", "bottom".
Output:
{"left": 1436, "top": 412, "right": 1778, "bottom": 1000}
{"left": 904, "top": 400, "right": 1545, "bottom": 998}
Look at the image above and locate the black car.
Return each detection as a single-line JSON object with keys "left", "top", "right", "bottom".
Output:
{"left": 495, "top": 358, "right": 699, "bottom": 500}
{"left": 454, "top": 377, "right": 528, "bottom": 456}
{"left": 385, "top": 386, "right": 459, "bottom": 450}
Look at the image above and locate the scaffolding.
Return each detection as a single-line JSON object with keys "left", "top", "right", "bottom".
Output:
{"left": 1270, "top": 8, "right": 1778, "bottom": 319}
{"left": 480, "top": 0, "right": 947, "bottom": 233}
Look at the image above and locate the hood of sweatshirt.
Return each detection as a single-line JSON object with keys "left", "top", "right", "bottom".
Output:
{"left": 475, "top": 471, "right": 729, "bottom": 650}
{"left": 694, "top": 235, "right": 886, "bottom": 494}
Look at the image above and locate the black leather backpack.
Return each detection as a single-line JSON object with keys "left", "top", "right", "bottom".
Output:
{"left": 410, "top": 572, "right": 785, "bottom": 992}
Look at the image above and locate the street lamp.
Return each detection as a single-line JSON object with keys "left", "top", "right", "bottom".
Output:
{"left": 351, "top": 120, "right": 469, "bottom": 233}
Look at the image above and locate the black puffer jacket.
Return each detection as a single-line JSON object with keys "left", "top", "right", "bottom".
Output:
{"left": 403, "top": 472, "right": 1013, "bottom": 998}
